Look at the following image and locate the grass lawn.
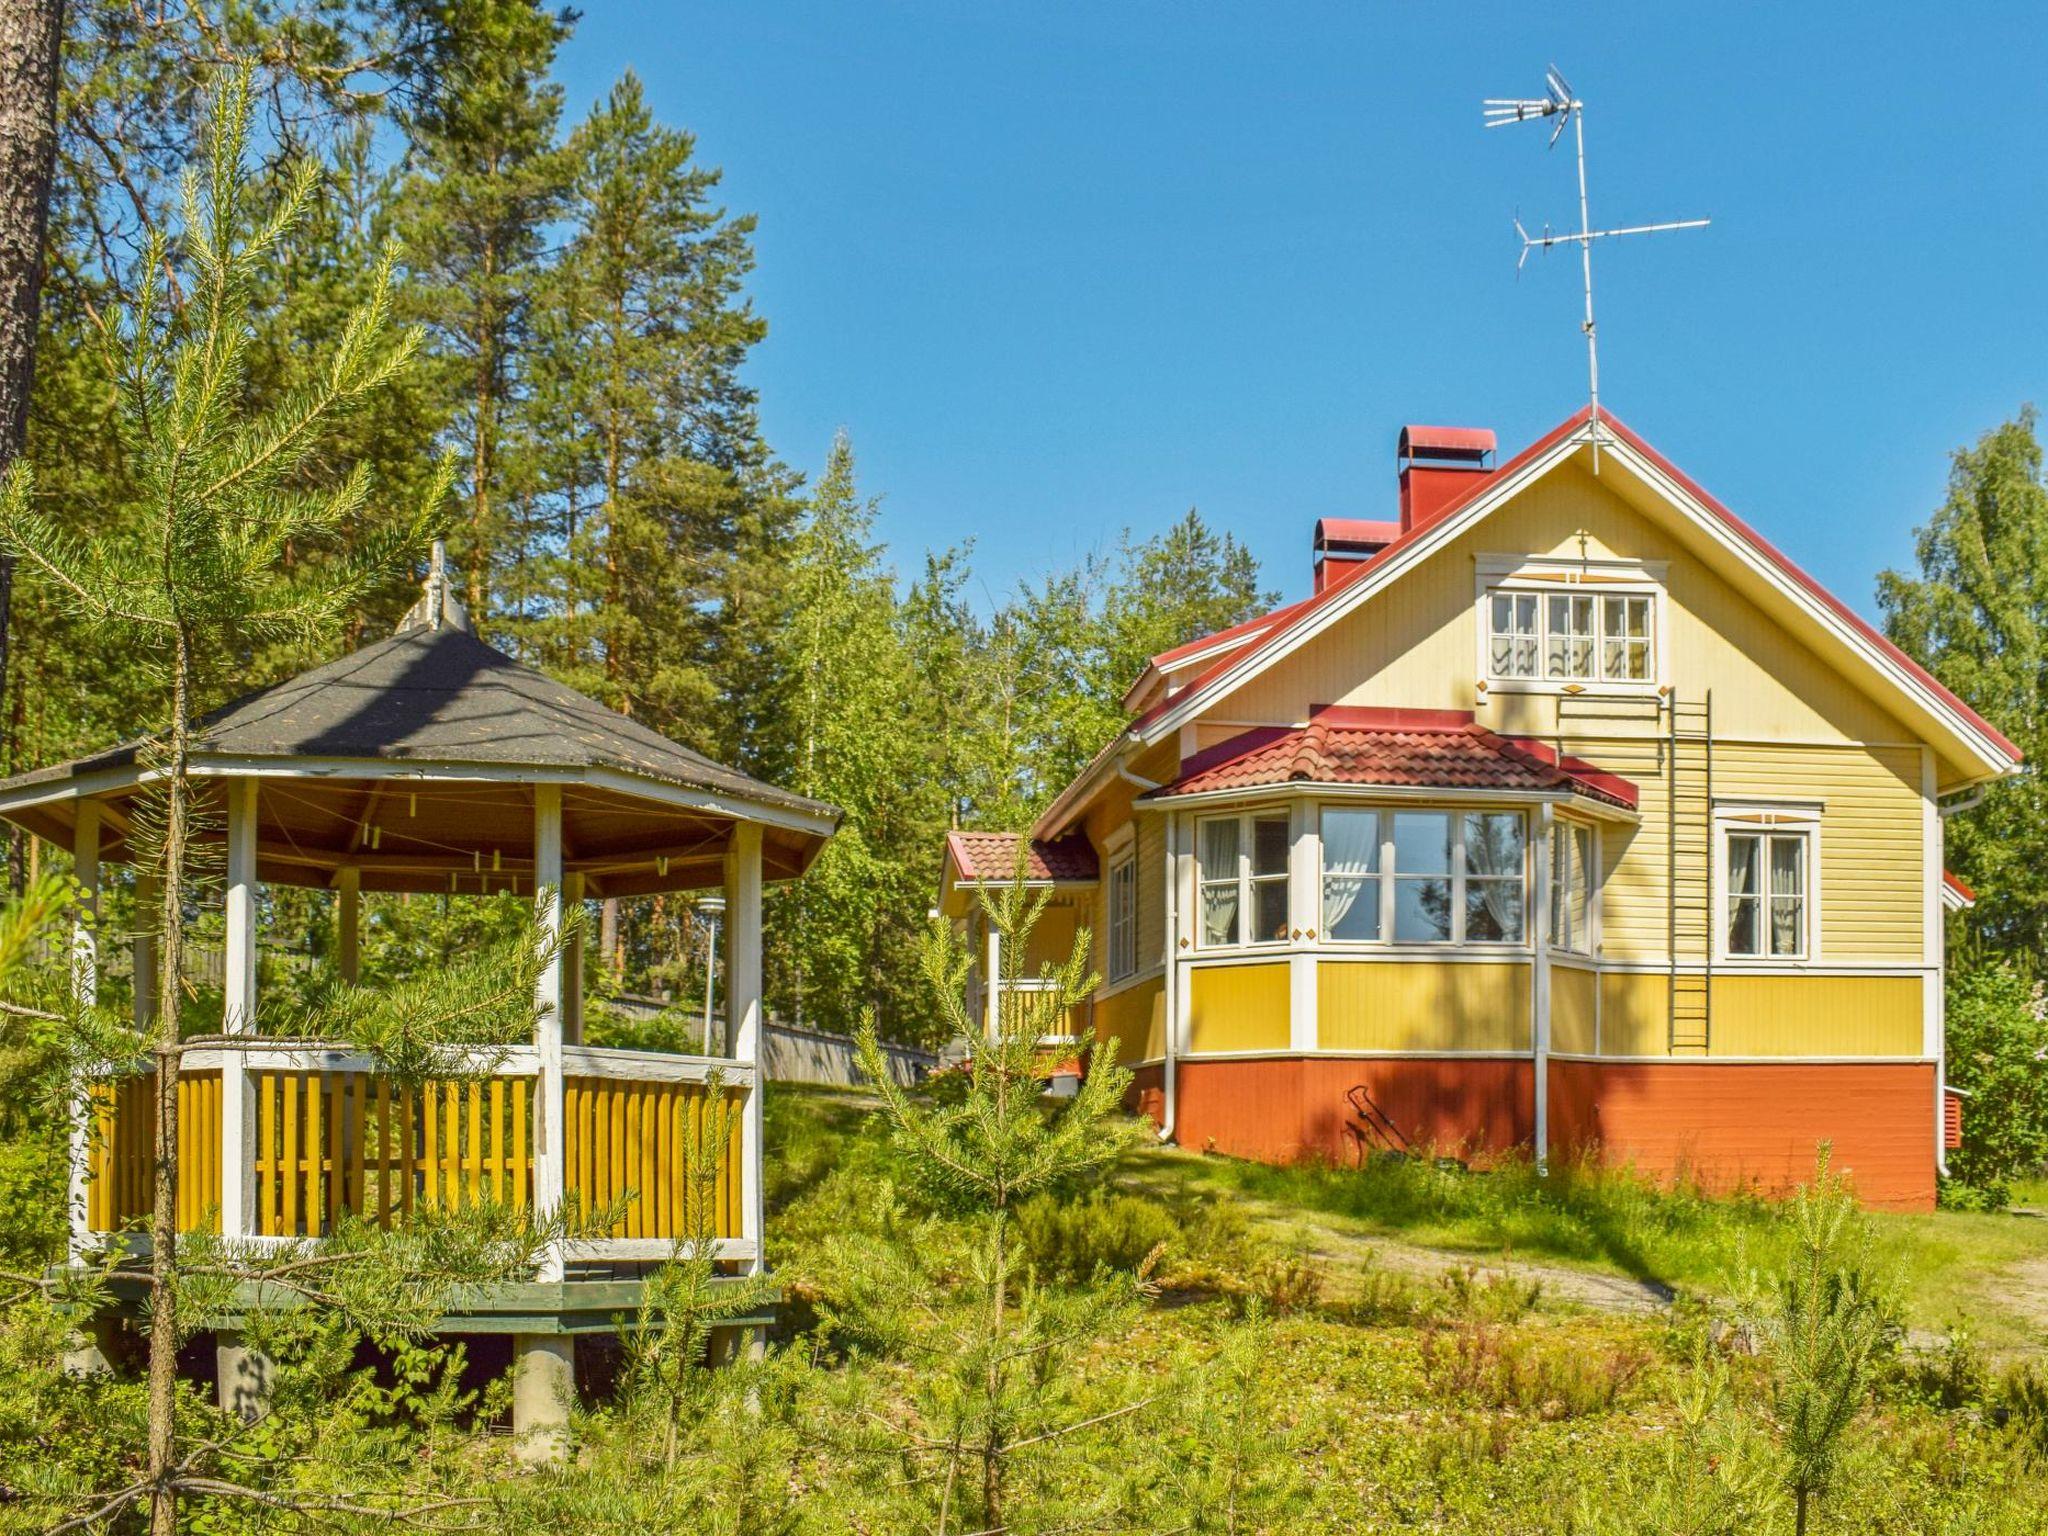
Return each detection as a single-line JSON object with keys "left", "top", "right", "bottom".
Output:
{"left": 1118, "top": 1135, "right": 2048, "bottom": 1351}
{"left": 754, "top": 1083, "right": 2048, "bottom": 1531}
{"left": 772, "top": 1086, "right": 2048, "bottom": 1352}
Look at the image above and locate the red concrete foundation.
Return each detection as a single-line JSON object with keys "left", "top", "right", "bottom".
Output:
{"left": 1133, "top": 1057, "right": 1533, "bottom": 1167}
{"left": 1548, "top": 1059, "right": 1938, "bottom": 1211}
{"left": 1123, "top": 1056, "right": 1938, "bottom": 1209}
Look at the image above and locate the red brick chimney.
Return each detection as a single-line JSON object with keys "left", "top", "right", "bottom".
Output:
{"left": 1398, "top": 425, "right": 1495, "bottom": 532}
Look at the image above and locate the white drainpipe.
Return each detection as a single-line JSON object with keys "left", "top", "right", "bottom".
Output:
{"left": 1158, "top": 810, "right": 1179, "bottom": 1143}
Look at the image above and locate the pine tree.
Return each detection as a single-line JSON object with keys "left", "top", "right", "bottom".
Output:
{"left": 396, "top": 0, "right": 571, "bottom": 622}
{"left": 0, "top": 74, "right": 558, "bottom": 1533}
{"left": 1745, "top": 1150, "right": 1898, "bottom": 1536}
{"left": 853, "top": 875, "right": 1141, "bottom": 1532}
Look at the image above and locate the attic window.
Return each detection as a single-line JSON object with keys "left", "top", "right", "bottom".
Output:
{"left": 1480, "top": 570, "right": 1661, "bottom": 689}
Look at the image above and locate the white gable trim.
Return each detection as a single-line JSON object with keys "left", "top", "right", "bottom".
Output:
{"left": 1138, "top": 419, "right": 2017, "bottom": 784}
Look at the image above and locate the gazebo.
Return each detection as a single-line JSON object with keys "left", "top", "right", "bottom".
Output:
{"left": 0, "top": 555, "right": 838, "bottom": 1451}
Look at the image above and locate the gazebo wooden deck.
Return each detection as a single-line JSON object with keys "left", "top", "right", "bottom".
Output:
{"left": 0, "top": 559, "right": 838, "bottom": 1449}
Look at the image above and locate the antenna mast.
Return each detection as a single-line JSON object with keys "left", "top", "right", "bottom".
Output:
{"left": 1484, "top": 68, "right": 1708, "bottom": 454}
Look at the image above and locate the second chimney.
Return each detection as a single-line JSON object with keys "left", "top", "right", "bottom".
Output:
{"left": 1399, "top": 425, "right": 1496, "bottom": 532}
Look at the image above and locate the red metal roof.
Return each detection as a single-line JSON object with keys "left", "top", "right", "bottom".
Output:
{"left": 1943, "top": 869, "right": 1976, "bottom": 905}
{"left": 1136, "top": 408, "right": 2021, "bottom": 771}
{"left": 1146, "top": 708, "right": 1638, "bottom": 811}
{"left": 945, "top": 830, "right": 1099, "bottom": 884}
{"left": 1147, "top": 597, "right": 1313, "bottom": 671}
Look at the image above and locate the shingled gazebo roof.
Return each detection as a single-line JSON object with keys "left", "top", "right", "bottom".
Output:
{"left": 0, "top": 570, "right": 838, "bottom": 897}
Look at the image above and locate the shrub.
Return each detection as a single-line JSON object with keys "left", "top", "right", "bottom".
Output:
{"left": 1015, "top": 1188, "right": 1179, "bottom": 1285}
{"left": 1942, "top": 961, "right": 2048, "bottom": 1202}
{"left": 1417, "top": 1322, "right": 1651, "bottom": 1419}
{"left": 1436, "top": 1262, "right": 1543, "bottom": 1324}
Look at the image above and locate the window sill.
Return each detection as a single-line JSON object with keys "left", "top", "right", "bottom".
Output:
{"left": 1481, "top": 678, "right": 1662, "bottom": 698}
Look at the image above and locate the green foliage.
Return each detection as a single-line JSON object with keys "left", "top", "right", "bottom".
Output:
{"left": 1880, "top": 411, "right": 2048, "bottom": 960}
{"left": 842, "top": 874, "right": 1144, "bottom": 1532}
{"left": 1940, "top": 960, "right": 2048, "bottom": 1200}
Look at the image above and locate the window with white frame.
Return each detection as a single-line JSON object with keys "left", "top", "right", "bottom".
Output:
{"left": 1107, "top": 854, "right": 1137, "bottom": 981}
{"left": 1319, "top": 807, "right": 1527, "bottom": 945}
{"left": 1197, "top": 811, "right": 1290, "bottom": 949}
{"left": 1724, "top": 823, "right": 1810, "bottom": 959}
{"left": 1549, "top": 820, "right": 1595, "bottom": 954}
{"left": 1484, "top": 583, "right": 1657, "bottom": 686}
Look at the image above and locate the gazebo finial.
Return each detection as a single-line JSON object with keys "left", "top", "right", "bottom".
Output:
{"left": 397, "top": 537, "right": 472, "bottom": 634}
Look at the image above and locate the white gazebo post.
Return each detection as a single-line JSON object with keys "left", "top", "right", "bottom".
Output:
{"left": 221, "top": 778, "right": 259, "bottom": 1237}
{"left": 513, "top": 781, "right": 573, "bottom": 1463}
{"left": 531, "top": 783, "right": 565, "bottom": 1277}
{"left": 66, "top": 801, "right": 100, "bottom": 1263}
{"left": 217, "top": 777, "right": 271, "bottom": 1418}
{"left": 725, "top": 821, "right": 764, "bottom": 1275}
{"left": 335, "top": 864, "right": 361, "bottom": 985}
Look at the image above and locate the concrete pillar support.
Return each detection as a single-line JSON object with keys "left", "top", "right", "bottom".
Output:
{"left": 511, "top": 1333, "right": 574, "bottom": 1463}
{"left": 216, "top": 1330, "right": 273, "bottom": 1422}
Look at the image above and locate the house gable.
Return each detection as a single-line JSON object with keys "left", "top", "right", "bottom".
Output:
{"left": 1142, "top": 412, "right": 2017, "bottom": 795}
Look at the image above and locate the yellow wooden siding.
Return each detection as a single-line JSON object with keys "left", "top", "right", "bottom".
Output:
{"left": 252, "top": 1072, "right": 532, "bottom": 1237}
{"left": 1187, "top": 962, "right": 1290, "bottom": 1053}
{"left": 562, "top": 1077, "right": 741, "bottom": 1240}
{"left": 1020, "top": 900, "right": 1081, "bottom": 975}
{"left": 1599, "top": 972, "right": 1671, "bottom": 1055}
{"left": 1711, "top": 974, "right": 1923, "bottom": 1056}
{"left": 1095, "top": 977, "right": 1165, "bottom": 1065}
{"left": 1551, "top": 964, "right": 1597, "bottom": 1055}
{"left": 1597, "top": 971, "right": 1923, "bottom": 1057}
{"left": 1316, "top": 961, "right": 1530, "bottom": 1052}
{"left": 1587, "top": 741, "right": 1922, "bottom": 964}
{"left": 1135, "top": 814, "right": 1166, "bottom": 973}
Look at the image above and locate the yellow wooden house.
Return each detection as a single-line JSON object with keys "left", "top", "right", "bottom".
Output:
{"left": 940, "top": 411, "right": 2018, "bottom": 1209}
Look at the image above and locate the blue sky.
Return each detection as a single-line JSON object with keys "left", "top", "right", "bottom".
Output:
{"left": 556, "top": 3, "right": 2048, "bottom": 618}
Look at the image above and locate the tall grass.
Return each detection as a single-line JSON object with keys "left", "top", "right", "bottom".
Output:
{"left": 1135, "top": 1148, "right": 1795, "bottom": 1293}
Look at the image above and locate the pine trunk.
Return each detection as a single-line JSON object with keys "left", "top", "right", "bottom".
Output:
{"left": 0, "top": 0, "right": 65, "bottom": 829}
{"left": 145, "top": 625, "right": 192, "bottom": 1536}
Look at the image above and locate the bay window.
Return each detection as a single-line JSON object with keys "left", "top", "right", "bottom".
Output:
{"left": 1549, "top": 820, "right": 1595, "bottom": 954}
{"left": 1198, "top": 811, "right": 1291, "bottom": 949}
{"left": 1317, "top": 806, "right": 1528, "bottom": 946}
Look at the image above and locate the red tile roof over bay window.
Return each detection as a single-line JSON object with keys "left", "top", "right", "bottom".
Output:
{"left": 945, "top": 830, "right": 1100, "bottom": 884}
{"left": 1145, "top": 707, "right": 1638, "bottom": 811}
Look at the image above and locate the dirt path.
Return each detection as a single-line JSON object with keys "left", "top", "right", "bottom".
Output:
{"left": 1241, "top": 1200, "right": 1677, "bottom": 1317}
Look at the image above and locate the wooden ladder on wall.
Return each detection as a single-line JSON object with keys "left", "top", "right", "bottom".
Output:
{"left": 1666, "top": 693, "right": 1714, "bottom": 1054}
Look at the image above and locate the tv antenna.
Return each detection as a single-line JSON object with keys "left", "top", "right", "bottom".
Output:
{"left": 1485, "top": 67, "right": 1708, "bottom": 458}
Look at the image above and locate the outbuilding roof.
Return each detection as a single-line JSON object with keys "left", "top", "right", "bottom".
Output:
{"left": 0, "top": 624, "right": 834, "bottom": 823}
{"left": 944, "top": 831, "right": 1100, "bottom": 884}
